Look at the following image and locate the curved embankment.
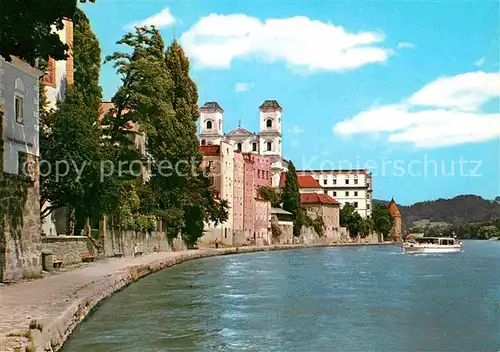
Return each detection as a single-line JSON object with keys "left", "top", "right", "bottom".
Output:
{"left": 1, "top": 243, "right": 393, "bottom": 352}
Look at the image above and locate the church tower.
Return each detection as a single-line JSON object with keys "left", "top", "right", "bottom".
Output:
{"left": 258, "top": 100, "right": 282, "bottom": 157}
{"left": 199, "top": 102, "right": 224, "bottom": 146}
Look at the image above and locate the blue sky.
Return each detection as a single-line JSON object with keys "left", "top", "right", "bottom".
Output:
{"left": 81, "top": 0, "right": 500, "bottom": 205}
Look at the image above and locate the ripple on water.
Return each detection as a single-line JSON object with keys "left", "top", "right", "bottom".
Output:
{"left": 62, "top": 242, "right": 500, "bottom": 352}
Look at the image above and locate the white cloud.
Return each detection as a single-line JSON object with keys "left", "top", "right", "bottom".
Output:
{"left": 474, "top": 57, "right": 486, "bottom": 67}
{"left": 288, "top": 125, "right": 304, "bottom": 135}
{"left": 408, "top": 71, "right": 500, "bottom": 112}
{"left": 234, "top": 82, "right": 252, "bottom": 92}
{"left": 397, "top": 42, "right": 414, "bottom": 49}
{"left": 333, "top": 71, "right": 500, "bottom": 148}
{"left": 125, "top": 8, "right": 175, "bottom": 30}
{"left": 180, "top": 14, "right": 392, "bottom": 72}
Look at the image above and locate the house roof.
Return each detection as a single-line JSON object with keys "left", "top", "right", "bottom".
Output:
{"left": 200, "top": 101, "right": 223, "bottom": 113}
{"left": 227, "top": 126, "right": 253, "bottom": 136}
{"left": 297, "top": 169, "right": 369, "bottom": 175}
{"left": 301, "top": 193, "right": 339, "bottom": 205}
{"left": 388, "top": 198, "right": 402, "bottom": 217}
{"left": 259, "top": 100, "right": 282, "bottom": 112}
{"left": 278, "top": 172, "right": 322, "bottom": 188}
{"left": 200, "top": 145, "right": 220, "bottom": 156}
{"left": 99, "top": 102, "right": 137, "bottom": 131}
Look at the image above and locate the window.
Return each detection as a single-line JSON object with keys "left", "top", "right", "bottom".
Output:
{"left": 345, "top": 179, "right": 349, "bottom": 185}
{"left": 266, "top": 119, "right": 272, "bottom": 128}
{"left": 354, "top": 179, "right": 358, "bottom": 184}
{"left": 367, "top": 203, "right": 370, "bottom": 209}
{"left": 345, "top": 191, "right": 349, "bottom": 196}
{"left": 208, "top": 161, "right": 214, "bottom": 168}
{"left": 206, "top": 120, "right": 212, "bottom": 129}
{"left": 333, "top": 191, "right": 337, "bottom": 196}
{"left": 324, "top": 189, "right": 328, "bottom": 194}
{"left": 15, "top": 96, "right": 24, "bottom": 124}
{"left": 201, "top": 139, "right": 206, "bottom": 145}
{"left": 237, "top": 143, "right": 242, "bottom": 151}
{"left": 333, "top": 179, "right": 337, "bottom": 185}
{"left": 267, "top": 142, "right": 272, "bottom": 151}
{"left": 354, "top": 191, "right": 358, "bottom": 196}
{"left": 323, "top": 179, "right": 327, "bottom": 185}
{"left": 257, "top": 170, "right": 261, "bottom": 178}
{"left": 354, "top": 202, "right": 358, "bottom": 208}
{"left": 252, "top": 142, "right": 257, "bottom": 151}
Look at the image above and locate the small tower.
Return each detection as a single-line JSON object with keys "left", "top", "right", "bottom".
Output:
{"left": 388, "top": 198, "right": 403, "bottom": 242}
{"left": 259, "top": 100, "right": 282, "bottom": 157}
{"left": 199, "top": 102, "right": 224, "bottom": 146}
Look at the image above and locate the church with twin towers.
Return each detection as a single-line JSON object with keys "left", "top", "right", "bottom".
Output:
{"left": 198, "top": 100, "right": 289, "bottom": 187}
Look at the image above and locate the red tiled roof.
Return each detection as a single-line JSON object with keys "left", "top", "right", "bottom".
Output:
{"left": 301, "top": 193, "right": 339, "bottom": 205}
{"left": 200, "top": 145, "right": 220, "bottom": 156}
{"left": 388, "top": 198, "right": 401, "bottom": 217}
{"left": 278, "top": 172, "right": 322, "bottom": 189}
{"left": 297, "top": 169, "right": 368, "bottom": 175}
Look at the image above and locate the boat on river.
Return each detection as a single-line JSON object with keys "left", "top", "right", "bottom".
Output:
{"left": 402, "top": 236, "right": 462, "bottom": 254}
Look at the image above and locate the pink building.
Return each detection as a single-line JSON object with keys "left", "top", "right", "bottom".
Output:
{"left": 243, "top": 154, "right": 255, "bottom": 238}
{"left": 233, "top": 152, "right": 244, "bottom": 234}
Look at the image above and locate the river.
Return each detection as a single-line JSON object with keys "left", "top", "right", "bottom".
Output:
{"left": 62, "top": 241, "right": 500, "bottom": 351}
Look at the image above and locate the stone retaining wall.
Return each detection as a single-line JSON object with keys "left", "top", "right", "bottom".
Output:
{"left": 41, "top": 236, "right": 92, "bottom": 265}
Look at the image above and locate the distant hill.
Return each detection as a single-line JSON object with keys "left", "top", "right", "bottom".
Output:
{"left": 373, "top": 195, "right": 500, "bottom": 229}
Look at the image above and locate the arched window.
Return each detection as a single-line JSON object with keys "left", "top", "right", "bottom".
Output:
{"left": 252, "top": 142, "right": 257, "bottom": 152}
{"left": 201, "top": 139, "right": 206, "bottom": 145}
{"left": 266, "top": 119, "right": 272, "bottom": 128}
{"left": 237, "top": 143, "right": 242, "bottom": 151}
{"left": 267, "top": 142, "right": 272, "bottom": 151}
{"left": 206, "top": 120, "right": 212, "bottom": 130}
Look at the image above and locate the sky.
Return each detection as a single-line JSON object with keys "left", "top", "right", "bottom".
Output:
{"left": 80, "top": 0, "right": 500, "bottom": 205}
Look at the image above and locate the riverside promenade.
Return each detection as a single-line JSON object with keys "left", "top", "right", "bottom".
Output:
{"left": 0, "top": 243, "right": 392, "bottom": 352}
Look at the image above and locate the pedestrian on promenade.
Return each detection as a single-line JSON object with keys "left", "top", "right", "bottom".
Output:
{"left": 215, "top": 238, "right": 219, "bottom": 249}
{"left": 133, "top": 243, "right": 138, "bottom": 257}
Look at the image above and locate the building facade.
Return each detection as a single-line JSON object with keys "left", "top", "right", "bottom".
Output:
{"left": 198, "top": 100, "right": 288, "bottom": 187}
{"left": 297, "top": 169, "right": 373, "bottom": 218}
{"left": 0, "top": 56, "right": 43, "bottom": 281}
{"left": 200, "top": 145, "right": 272, "bottom": 245}
{"left": 301, "top": 193, "right": 341, "bottom": 239}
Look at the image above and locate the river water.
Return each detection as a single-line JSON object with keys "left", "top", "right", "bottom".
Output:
{"left": 62, "top": 241, "right": 500, "bottom": 351}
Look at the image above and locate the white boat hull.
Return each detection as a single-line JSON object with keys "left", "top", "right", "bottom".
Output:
{"left": 402, "top": 244, "right": 462, "bottom": 254}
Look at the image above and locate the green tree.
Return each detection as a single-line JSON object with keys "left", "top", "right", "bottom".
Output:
{"left": 281, "top": 162, "right": 303, "bottom": 236}
{"left": 372, "top": 204, "right": 394, "bottom": 240}
{"left": 259, "top": 186, "right": 281, "bottom": 208}
{"left": 39, "top": 7, "right": 112, "bottom": 234}
{"left": 340, "top": 203, "right": 363, "bottom": 238}
{"left": 0, "top": 0, "right": 95, "bottom": 64}
{"left": 360, "top": 217, "right": 374, "bottom": 238}
{"left": 477, "top": 225, "right": 499, "bottom": 240}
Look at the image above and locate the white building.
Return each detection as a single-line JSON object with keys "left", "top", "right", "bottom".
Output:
{"left": 199, "top": 100, "right": 288, "bottom": 187}
{"left": 296, "top": 170, "right": 373, "bottom": 218}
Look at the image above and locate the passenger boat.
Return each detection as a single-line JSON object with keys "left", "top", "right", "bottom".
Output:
{"left": 402, "top": 236, "right": 462, "bottom": 254}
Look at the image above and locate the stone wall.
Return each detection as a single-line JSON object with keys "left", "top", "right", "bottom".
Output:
{"left": 102, "top": 229, "right": 171, "bottom": 257}
{"left": 1, "top": 173, "right": 42, "bottom": 282}
{"left": 41, "top": 236, "right": 92, "bottom": 265}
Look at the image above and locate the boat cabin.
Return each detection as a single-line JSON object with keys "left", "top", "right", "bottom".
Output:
{"left": 413, "top": 237, "right": 457, "bottom": 245}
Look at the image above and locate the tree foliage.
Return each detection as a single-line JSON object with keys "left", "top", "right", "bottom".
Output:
{"left": 340, "top": 203, "right": 364, "bottom": 238}
{"left": 105, "top": 28, "right": 228, "bottom": 245}
{"left": 372, "top": 204, "right": 394, "bottom": 239}
{"left": 281, "top": 162, "right": 304, "bottom": 236}
{"left": 39, "top": 8, "right": 113, "bottom": 234}
{"left": 259, "top": 186, "right": 281, "bottom": 208}
{"left": 0, "top": 0, "right": 95, "bottom": 64}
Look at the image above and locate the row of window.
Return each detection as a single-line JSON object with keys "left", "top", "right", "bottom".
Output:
{"left": 201, "top": 139, "right": 275, "bottom": 152}
{"left": 323, "top": 178, "right": 359, "bottom": 185}
{"left": 205, "top": 118, "right": 277, "bottom": 131}
{"left": 325, "top": 190, "right": 359, "bottom": 197}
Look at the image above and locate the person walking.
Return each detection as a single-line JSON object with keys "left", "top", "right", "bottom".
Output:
{"left": 215, "top": 238, "right": 219, "bottom": 249}
{"left": 132, "top": 243, "right": 138, "bottom": 257}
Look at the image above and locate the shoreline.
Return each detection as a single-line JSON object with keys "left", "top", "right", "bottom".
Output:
{"left": 0, "top": 242, "right": 394, "bottom": 352}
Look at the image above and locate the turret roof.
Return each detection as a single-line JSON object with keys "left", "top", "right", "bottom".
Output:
{"left": 388, "top": 198, "right": 402, "bottom": 217}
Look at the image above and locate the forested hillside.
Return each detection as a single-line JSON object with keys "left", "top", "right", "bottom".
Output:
{"left": 373, "top": 195, "right": 500, "bottom": 239}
